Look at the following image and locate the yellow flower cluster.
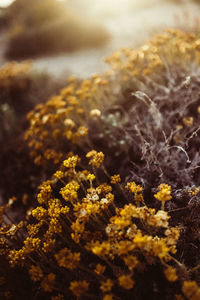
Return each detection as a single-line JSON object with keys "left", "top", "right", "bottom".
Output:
{"left": 41, "top": 273, "right": 55, "bottom": 292}
{"left": 24, "top": 74, "right": 110, "bottom": 167}
{"left": 86, "top": 150, "right": 105, "bottom": 168}
{"left": 69, "top": 280, "right": 89, "bottom": 298}
{"left": 8, "top": 236, "right": 40, "bottom": 266}
{"left": 53, "top": 170, "right": 64, "bottom": 180}
{"left": 183, "top": 281, "right": 200, "bottom": 300}
{"left": 100, "top": 279, "right": 114, "bottom": 293}
{"left": 71, "top": 179, "right": 114, "bottom": 243}
{"left": 110, "top": 174, "right": 121, "bottom": 184}
{"left": 103, "top": 295, "right": 113, "bottom": 300}
{"left": 60, "top": 181, "right": 80, "bottom": 202}
{"left": 87, "top": 173, "right": 96, "bottom": 182}
{"left": 37, "top": 182, "right": 52, "bottom": 204}
{"left": 118, "top": 275, "right": 135, "bottom": 290}
{"left": 29, "top": 265, "right": 43, "bottom": 282}
{"left": 182, "top": 116, "right": 194, "bottom": 127}
{"left": 105, "top": 29, "right": 200, "bottom": 80}
{"left": 164, "top": 266, "right": 178, "bottom": 282}
{"left": 31, "top": 206, "right": 47, "bottom": 220}
{"left": 2, "top": 29, "right": 200, "bottom": 299}
{"left": 0, "top": 61, "right": 31, "bottom": 82}
{"left": 154, "top": 183, "right": 172, "bottom": 210}
{"left": 188, "top": 186, "right": 200, "bottom": 196}
{"left": 63, "top": 155, "right": 80, "bottom": 169}
{"left": 94, "top": 264, "right": 106, "bottom": 275}
{"left": 55, "top": 248, "right": 80, "bottom": 270}
{"left": 125, "top": 181, "right": 144, "bottom": 205}
{"left": 0, "top": 149, "right": 186, "bottom": 299}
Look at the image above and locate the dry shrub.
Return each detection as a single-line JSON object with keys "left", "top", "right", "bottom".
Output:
{"left": 0, "top": 30, "right": 199, "bottom": 299}
{"left": 0, "top": 61, "right": 66, "bottom": 204}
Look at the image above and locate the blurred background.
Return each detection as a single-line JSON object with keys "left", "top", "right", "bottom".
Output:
{"left": 0, "top": 0, "right": 200, "bottom": 78}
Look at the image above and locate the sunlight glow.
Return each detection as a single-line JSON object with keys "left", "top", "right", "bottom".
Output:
{"left": 0, "top": 0, "right": 14, "bottom": 7}
{"left": 0, "top": 0, "right": 68, "bottom": 8}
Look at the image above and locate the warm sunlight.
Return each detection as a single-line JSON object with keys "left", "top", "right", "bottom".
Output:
{"left": 0, "top": 0, "right": 14, "bottom": 7}
{"left": 0, "top": 1, "right": 200, "bottom": 300}
{"left": 0, "top": 0, "right": 67, "bottom": 7}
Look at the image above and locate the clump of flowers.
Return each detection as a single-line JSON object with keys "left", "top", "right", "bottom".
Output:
{"left": 1, "top": 152, "right": 184, "bottom": 299}
{"left": 25, "top": 75, "right": 109, "bottom": 168}
{"left": 1, "top": 29, "right": 200, "bottom": 299}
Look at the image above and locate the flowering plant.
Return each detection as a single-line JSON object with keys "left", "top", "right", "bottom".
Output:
{"left": 0, "top": 30, "right": 200, "bottom": 300}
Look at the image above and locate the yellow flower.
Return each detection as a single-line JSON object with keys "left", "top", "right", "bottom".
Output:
{"left": 29, "top": 265, "right": 43, "bottom": 282}
{"left": 118, "top": 275, "right": 135, "bottom": 290}
{"left": 24, "top": 237, "right": 41, "bottom": 251}
{"left": 32, "top": 207, "right": 47, "bottom": 220}
{"left": 100, "top": 279, "right": 114, "bottom": 293}
{"left": 183, "top": 116, "right": 193, "bottom": 126}
{"left": 175, "top": 295, "right": 184, "bottom": 300}
{"left": 60, "top": 181, "right": 80, "bottom": 202}
{"left": 42, "top": 238, "right": 56, "bottom": 253}
{"left": 60, "top": 205, "right": 70, "bottom": 215}
{"left": 103, "top": 295, "right": 113, "bottom": 300}
{"left": 183, "top": 281, "right": 200, "bottom": 300}
{"left": 86, "top": 150, "right": 104, "bottom": 168}
{"left": 165, "top": 227, "right": 180, "bottom": 245}
{"left": 63, "top": 118, "right": 75, "bottom": 128}
{"left": 91, "top": 241, "right": 111, "bottom": 256}
{"left": 110, "top": 174, "right": 121, "bottom": 184}
{"left": 126, "top": 182, "right": 142, "bottom": 194}
{"left": 69, "top": 280, "right": 89, "bottom": 298}
{"left": 94, "top": 264, "right": 106, "bottom": 275}
{"left": 87, "top": 173, "right": 96, "bottom": 182}
{"left": 154, "top": 183, "right": 171, "bottom": 202}
{"left": 123, "top": 255, "right": 139, "bottom": 270}
{"left": 49, "top": 218, "right": 62, "bottom": 234}
{"left": 117, "top": 241, "right": 135, "bottom": 255}
{"left": 90, "top": 109, "right": 101, "bottom": 118}
{"left": 48, "top": 199, "right": 62, "bottom": 218}
{"left": 54, "top": 171, "right": 64, "bottom": 180}
{"left": 41, "top": 273, "right": 55, "bottom": 292}
{"left": 76, "top": 126, "right": 88, "bottom": 138}
{"left": 164, "top": 266, "right": 178, "bottom": 282}
{"left": 188, "top": 187, "right": 199, "bottom": 196}
{"left": 125, "top": 182, "right": 144, "bottom": 205}
{"left": 37, "top": 183, "right": 52, "bottom": 204}
{"left": 55, "top": 248, "right": 80, "bottom": 270}
{"left": 133, "top": 232, "right": 152, "bottom": 248}
{"left": 63, "top": 155, "right": 80, "bottom": 169}
{"left": 154, "top": 183, "right": 172, "bottom": 210}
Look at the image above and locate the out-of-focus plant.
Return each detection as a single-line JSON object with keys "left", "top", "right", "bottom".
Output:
{"left": 1, "top": 0, "right": 109, "bottom": 59}
{"left": 0, "top": 0, "right": 63, "bottom": 28}
{"left": 0, "top": 61, "right": 68, "bottom": 300}
{"left": 0, "top": 61, "right": 66, "bottom": 204}
{"left": 0, "top": 29, "right": 199, "bottom": 299}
